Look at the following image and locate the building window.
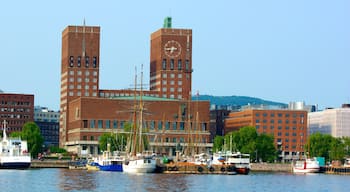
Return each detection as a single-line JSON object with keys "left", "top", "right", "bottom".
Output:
{"left": 178, "top": 59, "right": 182, "bottom": 70}
{"left": 77, "top": 70, "right": 82, "bottom": 76}
{"left": 77, "top": 91, "right": 81, "bottom": 96}
{"left": 77, "top": 78, "right": 82, "bottom": 82}
{"left": 170, "top": 59, "right": 174, "bottom": 70}
{"left": 162, "top": 73, "right": 167, "bottom": 78}
{"left": 166, "top": 122, "right": 170, "bottom": 130}
{"left": 113, "top": 120, "right": 118, "bottom": 128}
{"left": 162, "top": 80, "right": 167, "bottom": 85}
{"left": 77, "top": 56, "right": 81, "bottom": 67}
{"left": 69, "top": 92, "right": 74, "bottom": 96}
{"left": 90, "top": 120, "right": 95, "bottom": 128}
{"left": 178, "top": 81, "right": 182, "bottom": 85}
{"left": 150, "top": 121, "right": 155, "bottom": 130}
{"left": 173, "top": 138, "right": 177, "bottom": 143}
{"left": 90, "top": 136, "right": 94, "bottom": 141}
{"left": 85, "top": 92, "right": 89, "bottom": 96}
{"left": 93, "top": 56, "right": 97, "bottom": 68}
{"left": 83, "top": 136, "right": 87, "bottom": 141}
{"left": 105, "top": 120, "right": 110, "bottom": 128}
{"left": 162, "top": 87, "right": 167, "bottom": 92}
{"left": 98, "top": 120, "right": 103, "bottom": 128}
{"left": 83, "top": 120, "right": 88, "bottom": 128}
{"left": 93, "top": 71, "right": 98, "bottom": 76}
{"left": 178, "top": 74, "right": 182, "bottom": 78}
{"left": 185, "top": 60, "right": 190, "bottom": 71}
{"left": 162, "top": 59, "right": 166, "bottom": 70}
{"left": 172, "top": 122, "right": 177, "bottom": 130}
{"left": 178, "top": 88, "right": 182, "bottom": 92}
{"left": 158, "top": 121, "right": 162, "bottom": 130}
{"left": 170, "top": 74, "right": 175, "bottom": 78}
{"left": 69, "top": 85, "right": 74, "bottom": 89}
{"left": 85, "top": 56, "right": 89, "bottom": 68}
{"left": 69, "top": 56, "right": 74, "bottom": 67}
{"left": 85, "top": 85, "right": 89, "bottom": 90}
{"left": 85, "top": 78, "right": 90, "bottom": 83}
{"left": 170, "top": 81, "right": 174, "bottom": 85}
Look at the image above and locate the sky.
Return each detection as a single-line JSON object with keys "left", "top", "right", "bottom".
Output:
{"left": 0, "top": 0, "right": 349, "bottom": 111}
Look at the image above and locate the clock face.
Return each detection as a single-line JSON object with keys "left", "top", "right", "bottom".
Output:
{"left": 164, "top": 40, "right": 181, "bottom": 58}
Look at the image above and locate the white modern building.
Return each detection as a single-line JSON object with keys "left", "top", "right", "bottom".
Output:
{"left": 308, "top": 104, "right": 350, "bottom": 137}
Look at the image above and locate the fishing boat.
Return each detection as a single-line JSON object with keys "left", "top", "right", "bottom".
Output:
{"left": 293, "top": 157, "right": 320, "bottom": 173}
{"left": 0, "top": 120, "right": 31, "bottom": 169}
{"left": 226, "top": 152, "right": 251, "bottom": 175}
{"left": 94, "top": 144, "right": 124, "bottom": 172}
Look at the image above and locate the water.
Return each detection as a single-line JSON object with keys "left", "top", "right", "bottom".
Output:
{"left": 0, "top": 169, "right": 349, "bottom": 192}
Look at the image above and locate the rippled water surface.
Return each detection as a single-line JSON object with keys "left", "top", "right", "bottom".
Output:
{"left": 0, "top": 169, "right": 349, "bottom": 192}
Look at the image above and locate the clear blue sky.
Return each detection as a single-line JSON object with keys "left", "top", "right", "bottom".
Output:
{"left": 1, "top": 0, "right": 349, "bottom": 111}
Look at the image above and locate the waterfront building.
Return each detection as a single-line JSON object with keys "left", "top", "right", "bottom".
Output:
{"left": 34, "top": 106, "right": 59, "bottom": 148}
{"left": 224, "top": 105, "right": 308, "bottom": 162}
{"left": 0, "top": 92, "right": 34, "bottom": 133}
{"left": 308, "top": 104, "right": 350, "bottom": 137}
{"left": 59, "top": 18, "right": 212, "bottom": 156}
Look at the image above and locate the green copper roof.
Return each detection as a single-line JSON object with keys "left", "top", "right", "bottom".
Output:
{"left": 163, "top": 17, "right": 172, "bottom": 28}
{"left": 110, "top": 95, "right": 178, "bottom": 101}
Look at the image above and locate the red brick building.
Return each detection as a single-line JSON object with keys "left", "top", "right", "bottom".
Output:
{"left": 60, "top": 18, "right": 212, "bottom": 156}
{"left": 224, "top": 108, "right": 308, "bottom": 161}
{"left": 0, "top": 93, "right": 34, "bottom": 133}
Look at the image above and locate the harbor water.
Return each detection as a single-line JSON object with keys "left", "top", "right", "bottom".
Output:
{"left": 0, "top": 168, "right": 349, "bottom": 192}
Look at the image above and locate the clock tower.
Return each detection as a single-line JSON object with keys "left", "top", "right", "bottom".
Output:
{"left": 150, "top": 17, "right": 192, "bottom": 101}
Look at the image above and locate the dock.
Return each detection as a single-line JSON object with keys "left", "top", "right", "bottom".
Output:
{"left": 160, "top": 162, "right": 237, "bottom": 174}
{"left": 324, "top": 166, "right": 350, "bottom": 175}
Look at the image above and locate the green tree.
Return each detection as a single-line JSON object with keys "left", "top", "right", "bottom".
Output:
{"left": 308, "top": 133, "right": 332, "bottom": 160}
{"left": 329, "top": 137, "right": 345, "bottom": 161}
{"left": 21, "top": 122, "right": 44, "bottom": 158}
{"left": 256, "top": 133, "right": 277, "bottom": 162}
{"left": 99, "top": 133, "right": 118, "bottom": 152}
{"left": 212, "top": 136, "right": 224, "bottom": 152}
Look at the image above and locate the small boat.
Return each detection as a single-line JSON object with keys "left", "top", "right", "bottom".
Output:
{"left": 69, "top": 160, "right": 87, "bottom": 170}
{"left": 86, "top": 160, "right": 99, "bottom": 171}
{"left": 123, "top": 153, "right": 156, "bottom": 173}
{"left": 293, "top": 157, "right": 320, "bottom": 173}
{"left": 94, "top": 146, "right": 124, "bottom": 172}
{"left": 226, "top": 152, "right": 251, "bottom": 175}
{"left": 0, "top": 120, "right": 31, "bottom": 169}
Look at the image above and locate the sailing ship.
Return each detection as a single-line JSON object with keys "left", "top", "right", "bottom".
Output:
{"left": 0, "top": 120, "right": 31, "bottom": 169}
{"left": 123, "top": 66, "right": 157, "bottom": 173}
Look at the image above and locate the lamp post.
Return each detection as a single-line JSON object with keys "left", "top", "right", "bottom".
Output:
{"left": 255, "top": 149, "right": 258, "bottom": 163}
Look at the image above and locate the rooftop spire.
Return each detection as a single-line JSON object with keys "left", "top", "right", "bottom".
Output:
{"left": 82, "top": 18, "right": 86, "bottom": 58}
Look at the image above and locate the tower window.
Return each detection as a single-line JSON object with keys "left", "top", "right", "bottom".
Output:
{"left": 85, "top": 56, "right": 89, "bottom": 68}
{"left": 170, "top": 59, "right": 174, "bottom": 70}
{"left": 69, "top": 56, "right": 74, "bottom": 67}
{"left": 162, "top": 59, "right": 167, "bottom": 70}
{"left": 178, "top": 59, "right": 182, "bottom": 70}
{"left": 185, "top": 60, "right": 190, "bottom": 71}
{"left": 77, "top": 56, "right": 81, "bottom": 67}
{"left": 93, "top": 57, "right": 97, "bottom": 68}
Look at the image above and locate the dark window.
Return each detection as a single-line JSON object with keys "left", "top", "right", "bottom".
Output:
{"left": 158, "top": 121, "right": 163, "bottom": 130}
{"left": 185, "top": 60, "right": 190, "bottom": 70}
{"left": 170, "top": 59, "right": 174, "bottom": 70}
{"left": 98, "top": 120, "right": 103, "bottom": 128}
{"left": 93, "top": 57, "right": 97, "bottom": 68}
{"left": 85, "top": 56, "right": 89, "bottom": 68}
{"left": 69, "top": 56, "right": 74, "bottom": 67}
{"left": 83, "top": 120, "right": 88, "bottom": 128}
{"left": 106, "top": 120, "right": 110, "bottom": 128}
{"left": 77, "top": 56, "right": 81, "bottom": 67}
{"left": 178, "top": 59, "right": 182, "bottom": 70}
{"left": 113, "top": 120, "right": 118, "bottom": 128}
{"left": 162, "top": 59, "right": 166, "bottom": 70}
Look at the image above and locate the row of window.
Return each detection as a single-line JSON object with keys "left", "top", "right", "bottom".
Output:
{"left": 255, "top": 119, "right": 303, "bottom": 124}
{"left": 69, "top": 56, "right": 98, "bottom": 68}
{"left": 162, "top": 80, "right": 182, "bottom": 86}
{"left": 162, "top": 59, "right": 190, "bottom": 71}
{"left": 0, "top": 114, "right": 31, "bottom": 119}
{"left": 162, "top": 87, "right": 182, "bottom": 93}
{"left": 0, "top": 101, "right": 32, "bottom": 106}
{"left": 256, "top": 125, "right": 304, "bottom": 131}
{"left": 99, "top": 92, "right": 160, "bottom": 98}
{"left": 0, "top": 108, "right": 31, "bottom": 112}
{"left": 69, "top": 84, "right": 98, "bottom": 90}
{"left": 82, "top": 119, "right": 207, "bottom": 131}
{"left": 255, "top": 113, "right": 304, "bottom": 118}
{"left": 69, "top": 70, "right": 98, "bottom": 76}
{"left": 68, "top": 91, "right": 97, "bottom": 97}
{"left": 69, "top": 77, "right": 98, "bottom": 83}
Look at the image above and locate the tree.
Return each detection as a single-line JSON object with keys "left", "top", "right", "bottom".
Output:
{"left": 256, "top": 133, "right": 277, "bottom": 162}
{"left": 308, "top": 133, "right": 333, "bottom": 160}
{"left": 20, "top": 122, "right": 44, "bottom": 158}
{"left": 212, "top": 136, "right": 224, "bottom": 152}
{"left": 99, "top": 133, "right": 118, "bottom": 152}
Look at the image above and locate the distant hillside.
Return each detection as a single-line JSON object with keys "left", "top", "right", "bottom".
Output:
{"left": 192, "top": 95, "right": 287, "bottom": 107}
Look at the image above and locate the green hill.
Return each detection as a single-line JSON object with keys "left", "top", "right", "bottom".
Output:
{"left": 192, "top": 95, "right": 287, "bottom": 108}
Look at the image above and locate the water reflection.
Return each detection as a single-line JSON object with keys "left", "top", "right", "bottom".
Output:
{"left": 59, "top": 169, "right": 97, "bottom": 191}
{"left": 146, "top": 174, "right": 188, "bottom": 192}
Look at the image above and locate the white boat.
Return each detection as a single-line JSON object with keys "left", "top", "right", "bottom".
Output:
{"left": 226, "top": 152, "right": 251, "bottom": 175}
{"left": 123, "top": 153, "right": 156, "bottom": 173}
{"left": 293, "top": 157, "right": 320, "bottom": 173}
{"left": 0, "top": 120, "right": 31, "bottom": 169}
